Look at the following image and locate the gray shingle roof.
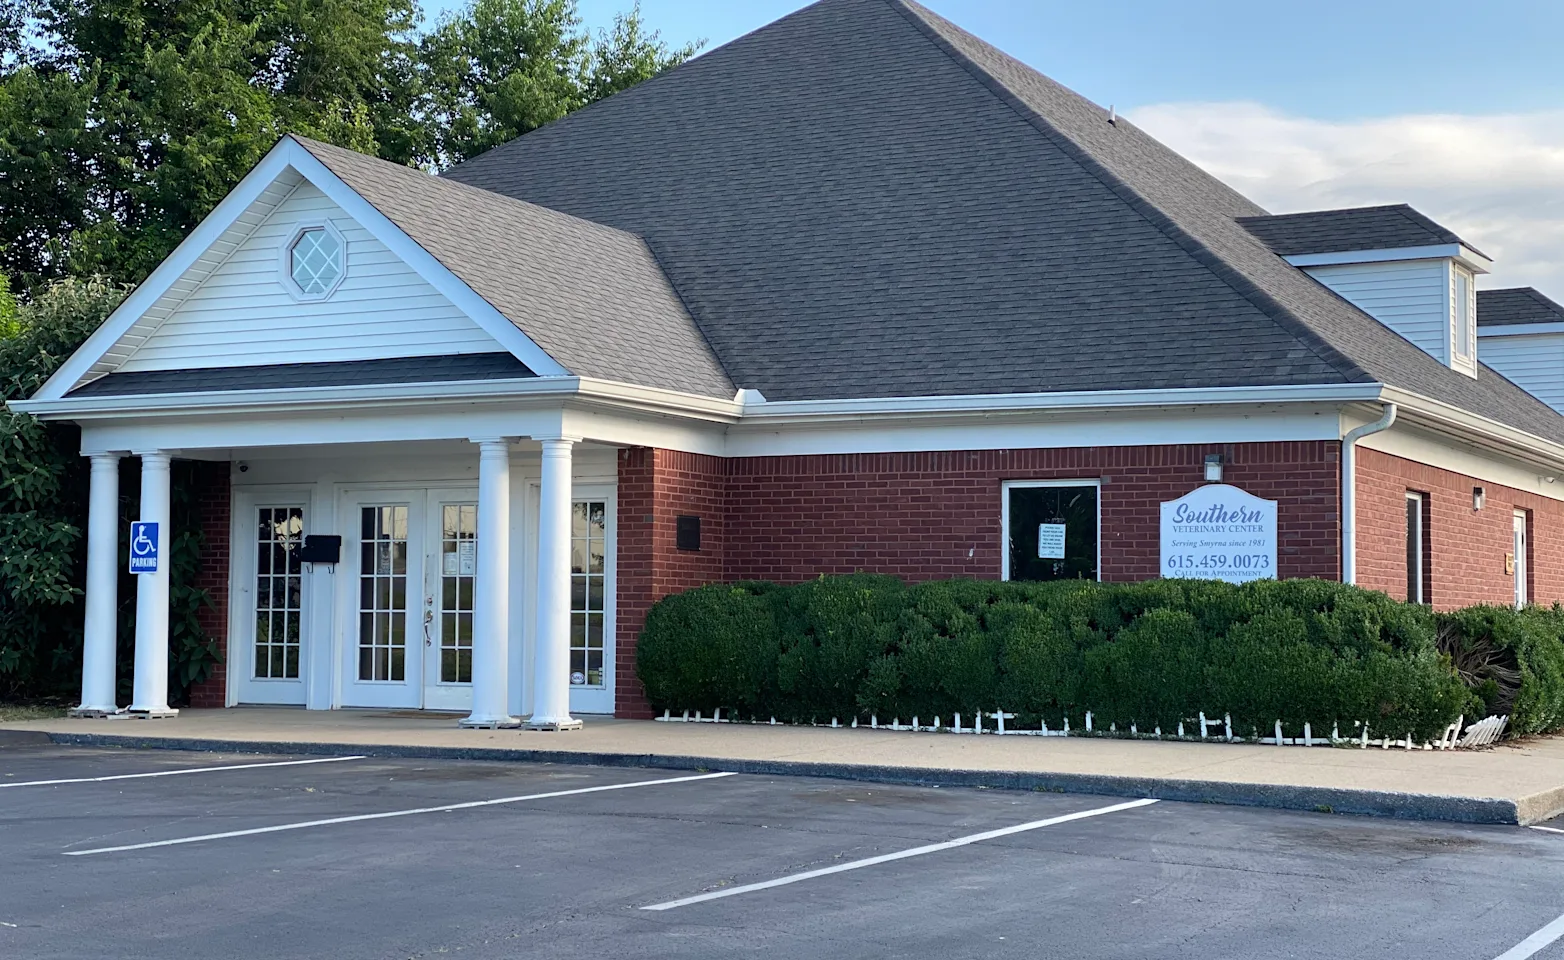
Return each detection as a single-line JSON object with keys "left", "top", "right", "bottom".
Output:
{"left": 1239, "top": 205, "right": 1474, "bottom": 257}
{"left": 436, "top": 0, "right": 1564, "bottom": 444}
{"left": 70, "top": 353, "right": 533, "bottom": 397}
{"left": 294, "top": 137, "right": 733, "bottom": 398}
{"left": 1478, "top": 288, "right": 1564, "bottom": 327}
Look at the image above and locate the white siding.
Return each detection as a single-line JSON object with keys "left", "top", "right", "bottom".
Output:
{"left": 1479, "top": 332, "right": 1564, "bottom": 413}
{"left": 1305, "top": 259, "right": 1450, "bottom": 365}
{"left": 117, "top": 182, "right": 500, "bottom": 372}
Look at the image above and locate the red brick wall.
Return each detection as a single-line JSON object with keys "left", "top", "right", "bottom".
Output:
{"left": 185, "top": 462, "right": 232, "bottom": 709}
{"left": 614, "top": 441, "right": 1342, "bottom": 716}
{"left": 724, "top": 443, "right": 1341, "bottom": 583}
{"left": 615, "top": 448, "right": 726, "bottom": 717}
{"left": 1356, "top": 447, "right": 1563, "bottom": 608}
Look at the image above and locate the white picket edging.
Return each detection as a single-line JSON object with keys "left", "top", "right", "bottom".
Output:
{"left": 654, "top": 708, "right": 1510, "bottom": 750}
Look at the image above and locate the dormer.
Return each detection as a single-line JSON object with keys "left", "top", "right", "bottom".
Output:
{"left": 1477, "top": 288, "right": 1564, "bottom": 413}
{"left": 1240, "top": 205, "right": 1492, "bottom": 377}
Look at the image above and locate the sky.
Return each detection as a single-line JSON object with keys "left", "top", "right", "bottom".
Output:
{"left": 425, "top": 0, "right": 1564, "bottom": 297}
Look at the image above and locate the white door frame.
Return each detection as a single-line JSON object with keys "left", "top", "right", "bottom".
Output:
{"left": 337, "top": 486, "right": 428, "bottom": 709}
{"left": 423, "top": 488, "right": 480, "bottom": 712}
{"left": 524, "top": 480, "right": 617, "bottom": 715}
{"left": 230, "top": 486, "right": 316, "bottom": 706}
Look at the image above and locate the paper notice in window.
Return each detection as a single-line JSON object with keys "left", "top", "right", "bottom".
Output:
{"left": 1038, "top": 523, "right": 1067, "bottom": 559}
{"left": 458, "top": 541, "right": 477, "bottom": 577}
{"left": 443, "top": 552, "right": 459, "bottom": 576}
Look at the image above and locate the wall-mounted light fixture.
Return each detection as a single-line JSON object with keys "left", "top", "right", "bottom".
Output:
{"left": 1204, "top": 453, "right": 1224, "bottom": 482}
{"left": 1473, "top": 486, "right": 1486, "bottom": 511}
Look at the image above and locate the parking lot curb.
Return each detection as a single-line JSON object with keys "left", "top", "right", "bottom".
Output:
{"left": 41, "top": 729, "right": 1532, "bottom": 825}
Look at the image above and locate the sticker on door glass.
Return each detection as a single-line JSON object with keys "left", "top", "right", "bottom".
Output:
{"left": 570, "top": 671, "right": 586, "bottom": 685}
{"left": 443, "top": 552, "right": 459, "bottom": 576}
{"left": 1037, "top": 523, "right": 1067, "bottom": 559}
{"left": 458, "top": 541, "right": 476, "bottom": 576}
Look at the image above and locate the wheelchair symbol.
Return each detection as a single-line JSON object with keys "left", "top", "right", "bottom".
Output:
{"left": 128, "top": 522, "right": 159, "bottom": 573}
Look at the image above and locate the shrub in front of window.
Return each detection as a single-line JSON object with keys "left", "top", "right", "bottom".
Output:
{"left": 638, "top": 575, "right": 1494, "bottom": 742}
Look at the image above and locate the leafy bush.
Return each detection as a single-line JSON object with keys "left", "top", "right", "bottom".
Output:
{"left": 0, "top": 278, "right": 218, "bottom": 703}
{"left": 1437, "top": 605, "right": 1564, "bottom": 736}
{"left": 639, "top": 575, "right": 1493, "bottom": 742}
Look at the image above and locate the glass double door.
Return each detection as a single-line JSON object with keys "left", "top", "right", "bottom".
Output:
{"left": 342, "top": 489, "right": 480, "bottom": 710}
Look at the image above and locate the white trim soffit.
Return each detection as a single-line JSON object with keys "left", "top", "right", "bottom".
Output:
{"left": 1479, "top": 322, "right": 1564, "bottom": 337}
{"left": 14, "top": 379, "right": 1383, "bottom": 423}
{"left": 1380, "top": 385, "right": 1564, "bottom": 474}
{"left": 1285, "top": 243, "right": 1492, "bottom": 274}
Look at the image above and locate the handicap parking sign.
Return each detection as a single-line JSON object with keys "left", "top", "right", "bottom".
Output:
{"left": 128, "top": 522, "right": 159, "bottom": 574}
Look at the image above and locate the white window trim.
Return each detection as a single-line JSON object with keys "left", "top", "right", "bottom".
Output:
{"left": 1405, "top": 491, "right": 1425, "bottom": 604}
{"left": 1514, "top": 508, "right": 1529, "bottom": 609}
{"left": 1450, "top": 262, "right": 1477, "bottom": 376}
{"left": 279, "top": 220, "right": 347, "bottom": 302}
{"left": 1000, "top": 478, "right": 1102, "bottom": 582}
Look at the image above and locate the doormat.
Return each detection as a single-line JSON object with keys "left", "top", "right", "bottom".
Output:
{"left": 365, "top": 711, "right": 467, "bottom": 721}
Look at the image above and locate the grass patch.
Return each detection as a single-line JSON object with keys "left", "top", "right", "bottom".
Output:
{"left": 0, "top": 703, "right": 68, "bottom": 722}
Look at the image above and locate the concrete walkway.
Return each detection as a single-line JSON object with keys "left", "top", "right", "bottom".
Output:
{"left": 6, "top": 708, "right": 1564, "bottom": 825}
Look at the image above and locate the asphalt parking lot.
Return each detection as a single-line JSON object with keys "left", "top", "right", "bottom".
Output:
{"left": 4, "top": 743, "right": 1564, "bottom": 960}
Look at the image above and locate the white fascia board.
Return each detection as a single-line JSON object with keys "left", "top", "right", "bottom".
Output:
{"left": 14, "top": 376, "right": 588, "bottom": 420}
{"left": 13, "top": 375, "right": 744, "bottom": 424}
{"left": 735, "top": 382, "right": 1387, "bottom": 424}
{"left": 1379, "top": 385, "right": 1564, "bottom": 472}
{"left": 30, "top": 146, "right": 302, "bottom": 401}
{"left": 1479, "top": 322, "right": 1564, "bottom": 337}
{"left": 280, "top": 139, "right": 568, "bottom": 378}
{"left": 1285, "top": 244, "right": 1492, "bottom": 274}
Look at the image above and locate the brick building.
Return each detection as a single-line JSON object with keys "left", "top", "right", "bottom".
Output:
{"left": 20, "top": 0, "right": 1564, "bottom": 724}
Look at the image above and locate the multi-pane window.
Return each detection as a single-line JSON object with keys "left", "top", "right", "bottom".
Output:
{"left": 358, "top": 506, "right": 409, "bottom": 682}
{"left": 255, "top": 507, "right": 303, "bottom": 679}
{"left": 289, "top": 227, "right": 342, "bottom": 296}
{"left": 569, "top": 501, "right": 607, "bottom": 687}
{"left": 439, "top": 503, "right": 477, "bottom": 684}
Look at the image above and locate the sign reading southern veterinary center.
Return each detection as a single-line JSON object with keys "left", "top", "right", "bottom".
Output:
{"left": 1160, "top": 485, "right": 1277, "bottom": 583}
{"left": 128, "top": 522, "right": 159, "bottom": 574}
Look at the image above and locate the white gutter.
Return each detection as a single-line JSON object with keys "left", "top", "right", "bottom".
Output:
{"left": 1341, "top": 403, "right": 1397, "bottom": 585}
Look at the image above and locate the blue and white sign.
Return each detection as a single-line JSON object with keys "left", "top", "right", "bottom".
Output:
{"left": 128, "top": 522, "right": 159, "bottom": 574}
{"left": 1160, "top": 484, "right": 1277, "bottom": 583}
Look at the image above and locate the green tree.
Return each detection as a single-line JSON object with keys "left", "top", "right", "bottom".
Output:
{"left": 0, "top": 0, "right": 697, "bottom": 288}
{"left": 418, "top": 0, "right": 698, "bottom": 167}
{"left": 0, "top": 278, "right": 124, "bottom": 693}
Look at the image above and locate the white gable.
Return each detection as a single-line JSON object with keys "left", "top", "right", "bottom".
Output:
{"left": 108, "top": 177, "right": 500, "bottom": 375}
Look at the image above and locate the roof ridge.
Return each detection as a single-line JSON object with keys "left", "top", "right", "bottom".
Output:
{"left": 290, "top": 134, "right": 656, "bottom": 247}
{"left": 885, "top": 0, "right": 1373, "bottom": 385}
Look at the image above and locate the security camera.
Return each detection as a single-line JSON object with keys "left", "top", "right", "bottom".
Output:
{"left": 237, "top": 461, "right": 250, "bottom": 473}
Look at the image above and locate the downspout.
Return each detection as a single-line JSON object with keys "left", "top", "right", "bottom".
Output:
{"left": 1341, "top": 403, "right": 1397, "bottom": 585}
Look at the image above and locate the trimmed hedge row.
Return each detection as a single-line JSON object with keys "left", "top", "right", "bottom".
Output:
{"left": 637, "top": 576, "right": 1564, "bottom": 743}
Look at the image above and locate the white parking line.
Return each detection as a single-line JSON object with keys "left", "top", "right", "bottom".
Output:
{"left": 1492, "top": 909, "right": 1564, "bottom": 960}
{"left": 1530, "top": 825, "right": 1564, "bottom": 835}
{"left": 640, "top": 796, "right": 1160, "bottom": 911}
{"left": 64, "top": 770, "right": 737, "bottom": 856}
{"left": 2, "top": 755, "right": 367, "bottom": 788}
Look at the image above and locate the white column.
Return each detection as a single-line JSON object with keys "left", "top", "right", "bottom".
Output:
{"left": 129, "top": 451, "right": 177, "bottom": 718}
{"left": 71, "top": 454, "right": 122, "bottom": 716}
{"left": 526, "top": 436, "right": 582, "bottom": 731}
{"left": 462, "top": 439, "right": 520, "bottom": 728}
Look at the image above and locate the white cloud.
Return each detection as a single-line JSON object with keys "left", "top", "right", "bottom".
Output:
{"left": 1128, "top": 102, "right": 1564, "bottom": 299}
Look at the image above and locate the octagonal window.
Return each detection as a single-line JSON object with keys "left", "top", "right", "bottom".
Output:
{"left": 288, "top": 227, "right": 342, "bottom": 297}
